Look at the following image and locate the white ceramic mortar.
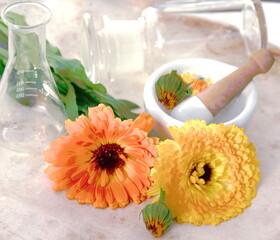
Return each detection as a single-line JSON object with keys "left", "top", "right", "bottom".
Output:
{"left": 143, "top": 58, "right": 257, "bottom": 139}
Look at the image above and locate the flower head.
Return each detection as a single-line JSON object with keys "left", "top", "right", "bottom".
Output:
{"left": 155, "top": 70, "right": 186, "bottom": 110}
{"left": 142, "top": 189, "right": 173, "bottom": 238}
{"left": 181, "top": 72, "right": 195, "bottom": 84}
{"left": 148, "top": 120, "right": 260, "bottom": 225}
{"left": 45, "top": 104, "right": 158, "bottom": 209}
{"left": 190, "top": 79, "right": 209, "bottom": 95}
{"left": 182, "top": 72, "right": 212, "bottom": 95}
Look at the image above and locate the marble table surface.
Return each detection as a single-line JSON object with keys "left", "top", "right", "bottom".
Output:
{"left": 0, "top": 1, "right": 280, "bottom": 240}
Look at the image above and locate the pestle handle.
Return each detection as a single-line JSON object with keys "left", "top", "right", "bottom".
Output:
{"left": 197, "top": 49, "right": 274, "bottom": 116}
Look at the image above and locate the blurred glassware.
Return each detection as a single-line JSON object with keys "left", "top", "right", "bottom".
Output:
{"left": 81, "top": 13, "right": 145, "bottom": 83}
{"left": 81, "top": 0, "right": 267, "bottom": 83}
{"left": 0, "top": 2, "right": 67, "bottom": 153}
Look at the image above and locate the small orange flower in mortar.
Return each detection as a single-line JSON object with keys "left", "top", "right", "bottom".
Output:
{"left": 44, "top": 104, "right": 158, "bottom": 209}
{"left": 190, "top": 79, "right": 209, "bottom": 95}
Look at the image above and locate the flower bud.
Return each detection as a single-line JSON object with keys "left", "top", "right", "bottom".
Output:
{"left": 141, "top": 190, "right": 173, "bottom": 238}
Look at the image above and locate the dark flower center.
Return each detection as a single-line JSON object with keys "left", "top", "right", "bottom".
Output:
{"left": 190, "top": 162, "right": 212, "bottom": 185}
{"left": 93, "top": 143, "right": 125, "bottom": 174}
{"left": 200, "top": 164, "right": 212, "bottom": 183}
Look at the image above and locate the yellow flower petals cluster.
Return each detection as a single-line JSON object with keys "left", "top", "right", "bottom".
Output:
{"left": 148, "top": 120, "right": 260, "bottom": 226}
{"left": 181, "top": 72, "right": 196, "bottom": 84}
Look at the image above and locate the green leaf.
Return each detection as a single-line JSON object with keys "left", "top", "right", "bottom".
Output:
{"left": 117, "top": 99, "right": 139, "bottom": 111}
{"left": 46, "top": 53, "right": 106, "bottom": 93}
{"left": 0, "top": 47, "right": 8, "bottom": 64}
{"left": 0, "top": 15, "right": 140, "bottom": 121}
{"left": 3, "top": 12, "right": 27, "bottom": 26}
{"left": 73, "top": 83, "right": 98, "bottom": 105}
{"left": 50, "top": 67, "right": 68, "bottom": 96}
{"left": 0, "top": 59, "right": 5, "bottom": 77}
{"left": 0, "top": 21, "right": 8, "bottom": 38}
{"left": 91, "top": 90, "right": 139, "bottom": 120}
{"left": 62, "top": 81, "right": 79, "bottom": 120}
{"left": 0, "top": 32, "right": 7, "bottom": 45}
{"left": 46, "top": 41, "right": 62, "bottom": 56}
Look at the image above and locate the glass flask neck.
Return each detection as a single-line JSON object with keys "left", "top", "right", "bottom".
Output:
{"left": 8, "top": 25, "right": 47, "bottom": 69}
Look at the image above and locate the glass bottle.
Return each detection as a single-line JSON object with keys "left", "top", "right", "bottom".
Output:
{"left": 0, "top": 2, "right": 67, "bottom": 153}
{"left": 81, "top": 0, "right": 267, "bottom": 83}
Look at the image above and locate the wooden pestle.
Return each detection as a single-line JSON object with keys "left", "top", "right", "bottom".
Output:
{"left": 197, "top": 48, "right": 274, "bottom": 116}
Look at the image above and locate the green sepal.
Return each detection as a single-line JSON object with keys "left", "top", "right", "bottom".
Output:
{"left": 141, "top": 189, "right": 173, "bottom": 238}
{"left": 186, "top": 87, "right": 193, "bottom": 96}
{"left": 155, "top": 70, "right": 187, "bottom": 110}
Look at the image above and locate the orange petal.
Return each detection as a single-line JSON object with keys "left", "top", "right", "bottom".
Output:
{"left": 110, "top": 175, "right": 129, "bottom": 204}
{"left": 75, "top": 183, "right": 96, "bottom": 204}
{"left": 123, "top": 177, "right": 140, "bottom": 200}
{"left": 151, "top": 136, "right": 160, "bottom": 145}
{"left": 100, "top": 170, "right": 110, "bottom": 187}
{"left": 47, "top": 166, "right": 76, "bottom": 182}
{"left": 133, "top": 113, "right": 155, "bottom": 132}
{"left": 88, "top": 104, "right": 115, "bottom": 124}
{"left": 125, "top": 146, "right": 145, "bottom": 160}
{"left": 88, "top": 169, "right": 99, "bottom": 184}
{"left": 114, "top": 168, "right": 125, "bottom": 182}
{"left": 44, "top": 137, "right": 69, "bottom": 164}
{"left": 44, "top": 165, "right": 57, "bottom": 176}
{"left": 76, "top": 174, "right": 89, "bottom": 189}
{"left": 105, "top": 185, "right": 117, "bottom": 209}
{"left": 125, "top": 161, "right": 150, "bottom": 189}
{"left": 53, "top": 177, "right": 73, "bottom": 191}
{"left": 77, "top": 193, "right": 88, "bottom": 204}
{"left": 66, "top": 184, "right": 79, "bottom": 200}
{"left": 124, "top": 164, "right": 144, "bottom": 190}
{"left": 45, "top": 137, "right": 93, "bottom": 167}
{"left": 190, "top": 79, "right": 208, "bottom": 93}
{"left": 65, "top": 114, "right": 90, "bottom": 134}
{"left": 71, "top": 166, "right": 88, "bottom": 181}
{"left": 94, "top": 184, "right": 107, "bottom": 208}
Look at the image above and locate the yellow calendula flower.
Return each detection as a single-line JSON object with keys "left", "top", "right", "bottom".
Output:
{"left": 181, "top": 72, "right": 195, "bottom": 84}
{"left": 147, "top": 120, "right": 260, "bottom": 226}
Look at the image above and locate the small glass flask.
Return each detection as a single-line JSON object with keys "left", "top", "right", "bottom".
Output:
{"left": 0, "top": 2, "right": 67, "bottom": 153}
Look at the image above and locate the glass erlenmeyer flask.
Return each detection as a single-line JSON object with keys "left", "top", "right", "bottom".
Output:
{"left": 0, "top": 2, "right": 67, "bottom": 153}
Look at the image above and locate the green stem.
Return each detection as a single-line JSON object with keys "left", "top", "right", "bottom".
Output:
{"left": 159, "top": 188, "right": 166, "bottom": 203}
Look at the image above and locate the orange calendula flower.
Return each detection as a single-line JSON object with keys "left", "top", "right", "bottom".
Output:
{"left": 190, "top": 79, "right": 209, "bottom": 95}
{"left": 148, "top": 120, "right": 260, "bottom": 226}
{"left": 44, "top": 104, "right": 158, "bottom": 209}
